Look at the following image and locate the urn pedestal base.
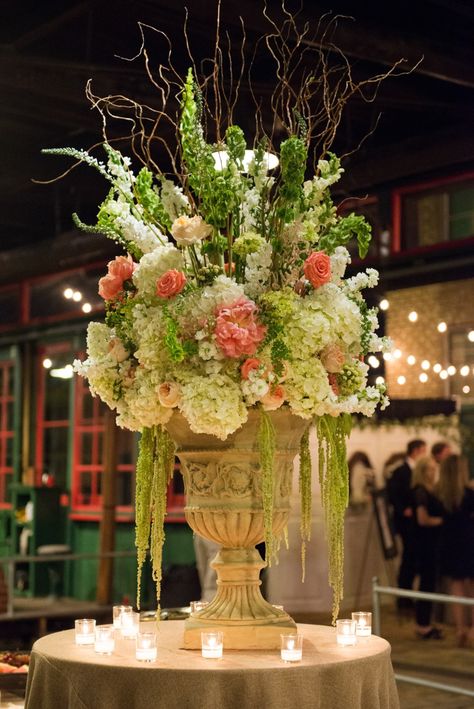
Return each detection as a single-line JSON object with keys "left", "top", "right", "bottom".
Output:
{"left": 183, "top": 548, "right": 296, "bottom": 649}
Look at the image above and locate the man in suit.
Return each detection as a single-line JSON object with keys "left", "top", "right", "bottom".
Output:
{"left": 387, "top": 439, "right": 427, "bottom": 606}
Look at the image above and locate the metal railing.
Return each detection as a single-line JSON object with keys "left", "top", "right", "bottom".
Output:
{"left": 0, "top": 550, "right": 136, "bottom": 618}
{"left": 372, "top": 577, "right": 474, "bottom": 699}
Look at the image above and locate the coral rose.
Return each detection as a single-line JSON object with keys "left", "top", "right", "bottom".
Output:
{"left": 241, "top": 358, "right": 263, "bottom": 380}
{"left": 156, "top": 270, "right": 186, "bottom": 299}
{"left": 320, "top": 343, "right": 345, "bottom": 373}
{"left": 261, "top": 385, "right": 285, "bottom": 411}
{"left": 157, "top": 382, "right": 181, "bottom": 408}
{"left": 98, "top": 254, "right": 136, "bottom": 301}
{"left": 171, "top": 215, "right": 212, "bottom": 247}
{"left": 215, "top": 298, "right": 267, "bottom": 358}
{"left": 107, "top": 337, "right": 129, "bottom": 363}
{"left": 303, "top": 251, "right": 331, "bottom": 289}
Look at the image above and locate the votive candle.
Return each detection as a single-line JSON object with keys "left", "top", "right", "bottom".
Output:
{"left": 121, "top": 609, "right": 139, "bottom": 639}
{"left": 113, "top": 604, "right": 132, "bottom": 629}
{"left": 336, "top": 619, "right": 357, "bottom": 646}
{"left": 94, "top": 625, "right": 115, "bottom": 655}
{"left": 352, "top": 612, "right": 372, "bottom": 637}
{"left": 75, "top": 618, "right": 96, "bottom": 645}
{"left": 201, "top": 632, "right": 223, "bottom": 659}
{"left": 280, "top": 634, "right": 303, "bottom": 662}
{"left": 135, "top": 632, "right": 157, "bottom": 662}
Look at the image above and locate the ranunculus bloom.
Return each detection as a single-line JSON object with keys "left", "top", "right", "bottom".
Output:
{"left": 107, "top": 337, "right": 129, "bottom": 363}
{"left": 157, "top": 382, "right": 181, "bottom": 408}
{"left": 98, "top": 254, "right": 136, "bottom": 301}
{"left": 320, "top": 343, "right": 345, "bottom": 373}
{"left": 303, "top": 251, "right": 331, "bottom": 289}
{"left": 241, "top": 358, "right": 263, "bottom": 380}
{"left": 261, "top": 385, "right": 285, "bottom": 411}
{"left": 215, "top": 298, "right": 267, "bottom": 358}
{"left": 156, "top": 270, "right": 186, "bottom": 299}
{"left": 171, "top": 215, "right": 212, "bottom": 247}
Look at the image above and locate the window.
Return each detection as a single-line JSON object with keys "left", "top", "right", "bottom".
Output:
{"left": 0, "top": 359, "right": 15, "bottom": 507}
{"left": 448, "top": 327, "right": 474, "bottom": 400}
{"left": 393, "top": 173, "right": 474, "bottom": 252}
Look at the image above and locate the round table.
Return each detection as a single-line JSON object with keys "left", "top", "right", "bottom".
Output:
{"left": 25, "top": 621, "right": 399, "bottom": 709}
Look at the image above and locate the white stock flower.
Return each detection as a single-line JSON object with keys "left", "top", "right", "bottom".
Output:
{"left": 160, "top": 180, "right": 190, "bottom": 221}
{"left": 117, "top": 214, "right": 166, "bottom": 254}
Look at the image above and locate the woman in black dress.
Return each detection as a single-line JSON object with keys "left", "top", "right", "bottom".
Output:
{"left": 437, "top": 454, "right": 474, "bottom": 647}
{"left": 411, "top": 456, "right": 444, "bottom": 639}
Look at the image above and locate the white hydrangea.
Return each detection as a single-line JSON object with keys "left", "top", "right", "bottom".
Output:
{"left": 132, "top": 304, "right": 169, "bottom": 371}
{"left": 192, "top": 276, "right": 245, "bottom": 320}
{"left": 117, "top": 214, "right": 167, "bottom": 254}
{"left": 285, "top": 358, "right": 333, "bottom": 418}
{"left": 132, "top": 245, "right": 183, "bottom": 298}
{"left": 178, "top": 374, "right": 248, "bottom": 439}
{"left": 160, "top": 179, "right": 190, "bottom": 221}
{"left": 309, "top": 283, "right": 362, "bottom": 352}
{"left": 244, "top": 240, "right": 272, "bottom": 298}
{"left": 241, "top": 375, "right": 270, "bottom": 405}
{"left": 117, "top": 367, "right": 173, "bottom": 431}
{"left": 284, "top": 303, "right": 332, "bottom": 360}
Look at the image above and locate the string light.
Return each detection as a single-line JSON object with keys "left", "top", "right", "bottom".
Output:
{"left": 440, "top": 370, "right": 448, "bottom": 380}
{"left": 72, "top": 291, "right": 82, "bottom": 302}
{"left": 468, "top": 331, "right": 474, "bottom": 343}
{"left": 419, "top": 373, "right": 428, "bottom": 383}
{"left": 379, "top": 299, "right": 389, "bottom": 311}
{"left": 433, "top": 363, "right": 442, "bottom": 373}
{"left": 393, "top": 349, "right": 402, "bottom": 359}
{"left": 437, "top": 322, "right": 447, "bottom": 333}
{"left": 375, "top": 376, "right": 385, "bottom": 385}
{"left": 42, "top": 358, "right": 52, "bottom": 369}
{"left": 82, "top": 303, "right": 92, "bottom": 314}
{"left": 421, "top": 360, "right": 430, "bottom": 370}
{"left": 447, "top": 365, "right": 456, "bottom": 376}
{"left": 397, "top": 375, "right": 406, "bottom": 385}
{"left": 368, "top": 355, "right": 380, "bottom": 368}
{"left": 463, "top": 385, "right": 471, "bottom": 394}
{"left": 383, "top": 352, "right": 393, "bottom": 361}
{"left": 460, "top": 365, "right": 470, "bottom": 377}
{"left": 407, "top": 355, "right": 416, "bottom": 365}
{"left": 408, "top": 311, "right": 418, "bottom": 322}
{"left": 63, "top": 288, "right": 73, "bottom": 299}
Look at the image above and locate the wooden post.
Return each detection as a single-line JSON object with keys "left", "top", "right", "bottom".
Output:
{"left": 96, "top": 409, "right": 118, "bottom": 605}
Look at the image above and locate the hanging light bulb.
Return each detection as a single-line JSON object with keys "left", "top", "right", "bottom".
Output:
{"left": 440, "top": 370, "right": 448, "bottom": 380}
{"left": 397, "top": 375, "right": 406, "bottom": 385}
{"left": 368, "top": 355, "right": 380, "bottom": 368}
{"left": 393, "top": 349, "right": 402, "bottom": 359}
{"left": 42, "top": 358, "right": 52, "bottom": 369}
{"left": 468, "top": 331, "right": 474, "bottom": 342}
{"left": 375, "top": 376, "right": 385, "bottom": 385}
{"left": 408, "top": 311, "right": 418, "bottom": 322}
{"left": 433, "top": 363, "right": 442, "bottom": 374}
{"left": 421, "top": 360, "right": 430, "bottom": 370}
{"left": 437, "top": 322, "right": 447, "bottom": 333}
{"left": 383, "top": 352, "right": 393, "bottom": 361}
{"left": 460, "top": 365, "right": 470, "bottom": 377}
{"left": 447, "top": 365, "right": 456, "bottom": 376}
{"left": 407, "top": 355, "right": 416, "bottom": 366}
{"left": 419, "top": 373, "right": 428, "bottom": 383}
{"left": 379, "top": 299, "right": 389, "bottom": 311}
{"left": 463, "top": 385, "right": 471, "bottom": 394}
{"left": 63, "top": 288, "right": 73, "bottom": 299}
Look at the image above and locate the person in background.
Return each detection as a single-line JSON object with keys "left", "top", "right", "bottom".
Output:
{"left": 387, "top": 439, "right": 427, "bottom": 607}
{"left": 431, "top": 441, "right": 453, "bottom": 483}
{"left": 383, "top": 452, "right": 405, "bottom": 483}
{"left": 348, "top": 452, "right": 375, "bottom": 506}
{"left": 411, "top": 456, "right": 444, "bottom": 639}
{"left": 437, "top": 454, "right": 474, "bottom": 647}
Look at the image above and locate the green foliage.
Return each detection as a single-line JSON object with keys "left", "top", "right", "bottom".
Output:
{"left": 162, "top": 306, "right": 186, "bottom": 363}
{"left": 73, "top": 212, "right": 142, "bottom": 260}
{"left": 105, "top": 298, "right": 137, "bottom": 352}
{"left": 259, "top": 409, "right": 276, "bottom": 565}
{"left": 135, "top": 168, "right": 171, "bottom": 230}
{"left": 299, "top": 425, "right": 312, "bottom": 581}
{"left": 225, "top": 125, "right": 246, "bottom": 163}
{"left": 319, "top": 213, "right": 372, "bottom": 258}
{"left": 276, "top": 137, "right": 307, "bottom": 222}
{"left": 135, "top": 428, "right": 154, "bottom": 608}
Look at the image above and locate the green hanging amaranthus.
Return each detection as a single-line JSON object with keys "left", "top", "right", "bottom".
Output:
{"left": 316, "top": 413, "right": 353, "bottom": 624}
{"left": 135, "top": 425, "right": 175, "bottom": 611}
{"left": 298, "top": 426, "right": 312, "bottom": 582}
{"left": 258, "top": 409, "right": 276, "bottom": 565}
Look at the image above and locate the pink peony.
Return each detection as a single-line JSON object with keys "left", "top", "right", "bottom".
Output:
{"left": 261, "top": 385, "right": 285, "bottom": 411}
{"left": 303, "top": 251, "right": 331, "bottom": 289}
{"left": 320, "top": 344, "right": 345, "bottom": 373}
{"left": 156, "top": 270, "right": 186, "bottom": 299}
{"left": 157, "top": 382, "right": 181, "bottom": 408}
{"left": 98, "top": 255, "right": 136, "bottom": 301}
{"left": 215, "top": 298, "right": 267, "bottom": 358}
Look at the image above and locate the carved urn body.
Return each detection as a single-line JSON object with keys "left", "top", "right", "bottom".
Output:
{"left": 165, "top": 408, "right": 308, "bottom": 649}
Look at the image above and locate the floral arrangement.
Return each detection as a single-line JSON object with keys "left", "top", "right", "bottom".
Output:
{"left": 44, "top": 12, "right": 393, "bottom": 620}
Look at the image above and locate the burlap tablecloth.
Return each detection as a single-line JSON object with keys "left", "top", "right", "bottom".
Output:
{"left": 25, "top": 621, "right": 399, "bottom": 709}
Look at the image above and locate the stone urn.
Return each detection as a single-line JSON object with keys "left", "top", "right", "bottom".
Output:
{"left": 165, "top": 408, "right": 308, "bottom": 649}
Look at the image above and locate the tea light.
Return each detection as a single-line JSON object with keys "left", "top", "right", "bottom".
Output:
{"left": 113, "top": 604, "right": 132, "bottom": 629}
{"left": 201, "top": 632, "right": 223, "bottom": 659}
{"left": 94, "top": 625, "right": 115, "bottom": 655}
{"left": 280, "top": 633, "right": 303, "bottom": 662}
{"left": 135, "top": 632, "right": 157, "bottom": 662}
{"left": 336, "top": 619, "right": 357, "bottom": 646}
{"left": 121, "top": 609, "right": 139, "bottom": 639}
{"left": 190, "top": 601, "right": 209, "bottom": 614}
{"left": 352, "top": 612, "right": 372, "bottom": 637}
{"left": 75, "top": 618, "right": 96, "bottom": 645}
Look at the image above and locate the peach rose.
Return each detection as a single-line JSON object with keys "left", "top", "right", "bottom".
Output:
{"left": 156, "top": 270, "right": 186, "bottom": 299}
{"left": 157, "top": 382, "right": 181, "bottom": 408}
{"left": 241, "top": 358, "right": 263, "bottom": 380}
{"left": 215, "top": 298, "right": 267, "bottom": 358}
{"left": 320, "top": 344, "right": 345, "bottom": 373}
{"left": 98, "top": 255, "right": 136, "bottom": 301}
{"left": 107, "top": 337, "right": 129, "bottom": 363}
{"left": 171, "top": 215, "right": 212, "bottom": 247}
{"left": 303, "top": 251, "right": 331, "bottom": 289}
{"left": 261, "top": 385, "right": 285, "bottom": 411}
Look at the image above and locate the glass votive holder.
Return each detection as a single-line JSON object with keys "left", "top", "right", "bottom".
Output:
{"left": 75, "top": 618, "right": 96, "bottom": 645}
{"left": 352, "top": 612, "right": 372, "bottom": 637}
{"left": 121, "top": 608, "right": 140, "bottom": 639}
{"left": 280, "top": 634, "right": 303, "bottom": 662}
{"left": 336, "top": 619, "right": 357, "bottom": 646}
{"left": 135, "top": 631, "right": 157, "bottom": 662}
{"left": 113, "top": 604, "right": 133, "bottom": 630}
{"left": 201, "top": 631, "right": 223, "bottom": 659}
{"left": 190, "top": 601, "right": 209, "bottom": 614}
{"left": 94, "top": 625, "right": 115, "bottom": 655}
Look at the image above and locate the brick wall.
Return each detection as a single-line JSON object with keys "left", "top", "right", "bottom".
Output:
{"left": 385, "top": 277, "right": 474, "bottom": 399}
